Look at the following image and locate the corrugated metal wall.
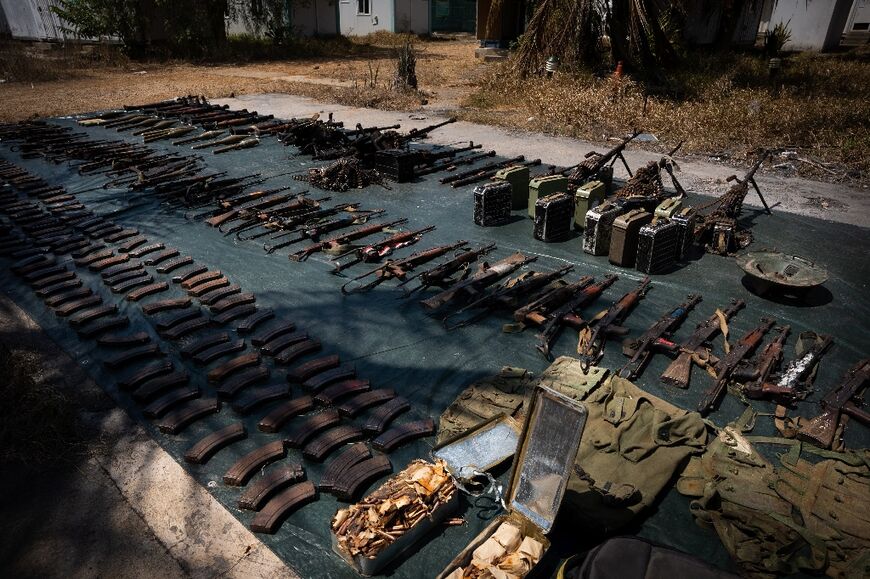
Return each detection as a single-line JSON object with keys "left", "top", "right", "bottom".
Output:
{"left": 0, "top": 0, "right": 80, "bottom": 41}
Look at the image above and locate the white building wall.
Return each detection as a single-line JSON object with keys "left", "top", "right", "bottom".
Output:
{"left": 338, "top": 0, "right": 394, "bottom": 35}
{"left": 767, "top": 0, "right": 854, "bottom": 51}
{"left": 292, "top": 0, "right": 338, "bottom": 36}
{"left": 394, "top": 0, "right": 430, "bottom": 34}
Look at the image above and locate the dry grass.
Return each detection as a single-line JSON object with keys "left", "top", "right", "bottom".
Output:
{"left": 462, "top": 50, "right": 870, "bottom": 183}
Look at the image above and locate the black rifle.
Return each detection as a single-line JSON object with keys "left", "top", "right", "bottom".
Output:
{"left": 797, "top": 358, "right": 870, "bottom": 449}
{"left": 736, "top": 325, "right": 790, "bottom": 401}
{"left": 263, "top": 210, "right": 384, "bottom": 252}
{"left": 697, "top": 318, "right": 775, "bottom": 416}
{"left": 618, "top": 293, "right": 702, "bottom": 380}
{"left": 661, "top": 299, "right": 745, "bottom": 389}
{"left": 565, "top": 131, "right": 639, "bottom": 183}
{"left": 398, "top": 243, "right": 496, "bottom": 297}
{"left": 750, "top": 332, "right": 832, "bottom": 402}
{"left": 341, "top": 241, "right": 468, "bottom": 294}
{"left": 420, "top": 253, "right": 536, "bottom": 310}
{"left": 513, "top": 276, "right": 595, "bottom": 326}
{"left": 443, "top": 265, "right": 573, "bottom": 329}
{"left": 536, "top": 275, "right": 618, "bottom": 360}
{"left": 576, "top": 277, "right": 651, "bottom": 367}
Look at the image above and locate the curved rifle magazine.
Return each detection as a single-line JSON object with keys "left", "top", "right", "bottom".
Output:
{"left": 315, "top": 379, "right": 371, "bottom": 406}
{"left": 144, "top": 247, "right": 179, "bottom": 266}
{"left": 373, "top": 419, "right": 435, "bottom": 453}
{"left": 287, "top": 355, "right": 340, "bottom": 383}
{"left": 184, "top": 422, "right": 247, "bottom": 465}
{"left": 258, "top": 395, "right": 314, "bottom": 433}
{"left": 117, "top": 360, "right": 174, "bottom": 391}
{"left": 69, "top": 304, "right": 118, "bottom": 328}
{"left": 180, "top": 332, "right": 229, "bottom": 358}
{"left": 160, "top": 316, "right": 210, "bottom": 340}
{"left": 301, "top": 363, "right": 356, "bottom": 392}
{"left": 132, "top": 370, "right": 191, "bottom": 402}
{"left": 154, "top": 308, "right": 202, "bottom": 331}
{"left": 89, "top": 254, "right": 129, "bottom": 272}
{"left": 126, "top": 281, "right": 169, "bottom": 301}
{"left": 181, "top": 269, "right": 222, "bottom": 290}
{"left": 216, "top": 365, "right": 271, "bottom": 398}
{"left": 142, "top": 385, "right": 201, "bottom": 418}
{"left": 157, "top": 398, "right": 220, "bottom": 435}
{"left": 207, "top": 352, "right": 261, "bottom": 384}
{"left": 103, "top": 343, "right": 164, "bottom": 370}
{"left": 331, "top": 455, "right": 392, "bottom": 502}
{"left": 284, "top": 409, "right": 341, "bottom": 447}
{"left": 97, "top": 331, "right": 151, "bottom": 347}
{"left": 319, "top": 443, "right": 371, "bottom": 492}
{"left": 111, "top": 274, "right": 154, "bottom": 294}
{"left": 261, "top": 330, "right": 309, "bottom": 357}
{"left": 128, "top": 242, "right": 165, "bottom": 259}
{"left": 172, "top": 265, "right": 208, "bottom": 284}
{"left": 199, "top": 284, "right": 241, "bottom": 306}
{"left": 210, "top": 292, "right": 255, "bottom": 314}
{"left": 362, "top": 397, "right": 410, "bottom": 435}
{"left": 237, "top": 308, "right": 275, "bottom": 334}
{"left": 141, "top": 297, "right": 192, "bottom": 315}
{"left": 238, "top": 463, "right": 306, "bottom": 510}
{"left": 251, "top": 320, "right": 297, "bottom": 347}
{"left": 211, "top": 303, "right": 257, "bottom": 325}
{"left": 223, "top": 440, "right": 286, "bottom": 486}
{"left": 249, "top": 481, "right": 317, "bottom": 534}
{"left": 77, "top": 315, "right": 129, "bottom": 338}
{"left": 338, "top": 389, "right": 396, "bottom": 418}
{"left": 303, "top": 424, "right": 364, "bottom": 462}
{"left": 103, "top": 262, "right": 144, "bottom": 282}
{"left": 156, "top": 255, "right": 193, "bottom": 274}
{"left": 231, "top": 382, "right": 290, "bottom": 414}
{"left": 54, "top": 294, "right": 102, "bottom": 317}
{"left": 45, "top": 287, "right": 92, "bottom": 308}
{"left": 192, "top": 339, "right": 245, "bottom": 365}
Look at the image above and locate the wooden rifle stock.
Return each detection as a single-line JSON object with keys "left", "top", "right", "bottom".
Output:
{"left": 797, "top": 358, "right": 869, "bottom": 449}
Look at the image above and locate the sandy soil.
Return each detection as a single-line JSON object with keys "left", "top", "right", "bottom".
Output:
{"left": 0, "top": 39, "right": 481, "bottom": 122}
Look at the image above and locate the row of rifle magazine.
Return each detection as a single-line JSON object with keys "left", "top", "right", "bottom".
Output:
{"left": 0, "top": 157, "right": 439, "bottom": 536}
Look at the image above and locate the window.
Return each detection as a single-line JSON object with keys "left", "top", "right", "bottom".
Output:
{"left": 853, "top": 22, "right": 869, "bottom": 31}
{"left": 358, "top": 0, "right": 370, "bottom": 15}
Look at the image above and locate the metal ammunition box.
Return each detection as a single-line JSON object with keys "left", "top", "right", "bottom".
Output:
{"left": 583, "top": 201, "right": 626, "bottom": 256}
{"left": 528, "top": 175, "right": 568, "bottom": 218}
{"left": 654, "top": 197, "right": 682, "bottom": 219}
{"left": 671, "top": 206, "right": 698, "bottom": 260}
{"left": 533, "top": 192, "right": 574, "bottom": 242}
{"left": 494, "top": 165, "right": 531, "bottom": 210}
{"left": 374, "top": 149, "right": 416, "bottom": 182}
{"left": 713, "top": 219, "right": 737, "bottom": 254}
{"left": 473, "top": 181, "right": 513, "bottom": 227}
{"left": 574, "top": 180, "right": 606, "bottom": 230}
{"left": 609, "top": 209, "right": 653, "bottom": 267}
{"left": 636, "top": 219, "right": 680, "bottom": 274}
{"left": 436, "top": 385, "right": 588, "bottom": 579}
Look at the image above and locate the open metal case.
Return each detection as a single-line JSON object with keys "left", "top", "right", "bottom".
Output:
{"left": 436, "top": 384, "right": 588, "bottom": 578}
{"left": 432, "top": 413, "right": 523, "bottom": 480}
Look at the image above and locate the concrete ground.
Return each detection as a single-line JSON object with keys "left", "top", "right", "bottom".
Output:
{"left": 217, "top": 93, "right": 870, "bottom": 229}
{"left": 0, "top": 292, "right": 295, "bottom": 579}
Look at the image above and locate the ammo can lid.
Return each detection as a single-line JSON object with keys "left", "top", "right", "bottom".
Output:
{"left": 507, "top": 384, "right": 587, "bottom": 534}
{"left": 432, "top": 414, "right": 521, "bottom": 479}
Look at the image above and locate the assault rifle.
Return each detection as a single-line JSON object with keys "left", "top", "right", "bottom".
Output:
{"left": 513, "top": 276, "right": 594, "bottom": 326}
{"left": 290, "top": 218, "right": 408, "bottom": 262}
{"left": 748, "top": 332, "right": 832, "bottom": 402}
{"left": 341, "top": 241, "right": 468, "bottom": 294}
{"left": 661, "top": 299, "right": 745, "bottom": 389}
{"left": 697, "top": 318, "right": 774, "bottom": 416}
{"left": 443, "top": 265, "right": 573, "bottom": 329}
{"left": 576, "top": 276, "right": 651, "bottom": 366}
{"left": 332, "top": 225, "right": 435, "bottom": 272}
{"left": 398, "top": 243, "right": 496, "bottom": 296}
{"left": 262, "top": 209, "right": 384, "bottom": 252}
{"left": 618, "top": 294, "right": 702, "bottom": 380}
{"left": 420, "top": 253, "right": 536, "bottom": 310}
{"left": 564, "top": 131, "right": 639, "bottom": 184}
{"left": 536, "top": 275, "right": 618, "bottom": 360}
{"left": 797, "top": 358, "right": 869, "bottom": 449}
{"left": 242, "top": 203, "right": 359, "bottom": 241}
{"left": 736, "top": 325, "right": 790, "bottom": 401}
